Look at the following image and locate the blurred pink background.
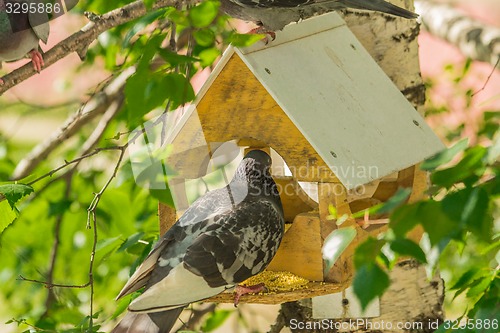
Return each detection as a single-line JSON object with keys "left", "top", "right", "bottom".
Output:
{"left": 1, "top": 0, "right": 499, "bottom": 146}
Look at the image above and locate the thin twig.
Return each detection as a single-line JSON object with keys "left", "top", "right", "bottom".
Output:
{"left": 41, "top": 172, "right": 74, "bottom": 317}
{"left": 25, "top": 146, "right": 123, "bottom": 186}
{"left": 18, "top": 275, "right": 91, "bottom": 289}
{"left": 472, "top": 55, "right": 500, "bottom": 97}
{"left": 0, "top": 146, "right": 123, "bottom": 204}
{"left": 11, "top": 68, "right": 133, "bottom": 180}
{"left": 86, "top": 146, "right": 126, "bottom": 330}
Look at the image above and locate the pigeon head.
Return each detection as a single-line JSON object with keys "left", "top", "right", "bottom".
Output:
{"left": 243, "top": 150, "right": 272, "bottom": 169}
{"left": 233, "top": 150, "right": 273, "bottom": 182}
{"left": 231, "top": 150, "right": 281, "bottom": 203}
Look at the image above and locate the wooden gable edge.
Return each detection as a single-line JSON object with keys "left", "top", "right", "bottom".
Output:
{"left": 163, "top": 46, "right": 237, "bottom": 147}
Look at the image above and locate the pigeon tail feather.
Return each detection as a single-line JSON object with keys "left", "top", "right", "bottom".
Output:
{"left": 111, "top": 307, "right": 184, "bottom": 333}
{"left": 333, "top": 0, "right": 418, "bottom": 19}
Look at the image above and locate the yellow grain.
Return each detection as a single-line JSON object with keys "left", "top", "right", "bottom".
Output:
{"left": 241, "top": 271, "right": 309, "bottom": 293}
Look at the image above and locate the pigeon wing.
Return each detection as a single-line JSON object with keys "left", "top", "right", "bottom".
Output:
{"left": 28, "top": 5, "right": 49, "bottom": 43}
{"left": 183, "top": 199, "right": 284, "bottom": 287}
{"left": 127, "top": 199, "right": 284, "bottom": 312}
{"left": 115, "top": 236, "right": 173, "bottom": 300}
{"left": 116, "top": 184, "right": 249, "bottom": 302}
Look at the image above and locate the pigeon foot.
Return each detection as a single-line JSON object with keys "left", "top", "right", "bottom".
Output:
{"left": 248, "top": 27, "right": 276, "bottom": 44}
{"left": 233, "top": 283, "right": 267, "bottom": 307}
{"left": 29, "top": 49, "right": 45, "bottom": 72}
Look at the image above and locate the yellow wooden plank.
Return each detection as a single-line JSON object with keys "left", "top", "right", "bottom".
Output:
{"left": 267, "top": 213, "right": 324, "bottom": 281}
{"left": 274, "top": 176, "right": 317, "bottom": 223}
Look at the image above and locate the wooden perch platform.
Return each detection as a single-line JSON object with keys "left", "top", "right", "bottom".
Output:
{"left": 205, "top": 281, "right": 348, "bottom": 305}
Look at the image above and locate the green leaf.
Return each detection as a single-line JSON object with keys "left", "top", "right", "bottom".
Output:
{"left": 479, "top": 111, "right": 500, "bottom": 140}
{"left": 95, "top": 236, "right": 123, "bottom": 266}
{"left": 48, "top": 199, "right": 72, "bottom": 218}
{"left": 123, "top": 18, "right": 155, "bottom": 49}
{"left": 189, "top": 1, "right": 220, "bottom": 28}
{"left": 143, "top": 0, "right": 155, "bottom": 9}
{"left": 431, "top": 146, "right": 487, "bottom": 188}
{"left": 0, "top": 183, "right": 34, "bottom": 209}
{"left": 150, "top": 188, "right": 174, "bottom": 206}
{"left": 0, "top": 200, "right": 17, "bottom": 234}
{"left": 465, "top": 277, "right": 491, "bottom": 299}
{"left": 126, "top": 70, "right": 194, "bottom": 124}
{"left": 389, "top": 238, "right": 427, "bottom": 263}
{"left": 462, "top": 187, "right": 491, "bottom": 240}
{"left": 353, "top": 263, "right": 390, "bottom": 310}
{"left": 376, "top": 187, "right": 412, "bottom": 214}
{"left": 389, "top": 203, "right": 420, "bottom": 237}
{"left": 474, "top": 297, "right": 500, "bottom": 333}
{"left": 118, "top": 232, "right": 145, "bottom": 252}
{"left": 441, "top": 187, "right": 491, "bottom": 241}
{"left": 421, "top": 138, "right": 468, "bottom": 170}
{"left": 450, "top": 268, "right": 482, "bottom": 291}
{"left": 353, "top": 237, "right": 386, "bottom": 268}
{"left": 193, "top": 29, "right": 216, "bottom": 47}
{"left": 322, "top": 227, "right": 356, "bottom": 272}
{"left": 96, "top": 236, "right": 122, "bottom": 252}
{"left": 486, "top": 132, "right": 500, "bottom": 164}
{"left": 419, "top": 201, "right": 459, "bottom": 246}
{"left": 158, "top": 49, "right": 199, "bottom": 66}
{"left": 136, "top": 34, "right": 165, "bottom": 71}
{"left": 164, "top": 8, "right": 189, "bottom": 26}
{"left": 162, "top": 73, "right": 196, "bottom": 107}
{"left": 198, "top": 47, "right": 221, "bottom": 67}
{"left": 228, "top": 32, "right": 265, "bottom": 47}
{"left": 200, "top": 309, "right": 232, "bottom": 332}
{"left": 112, "top": 294, "right": 132, "bottom": 319}
{"left": 125, "top": 72, "right": 164, "bottom": 123}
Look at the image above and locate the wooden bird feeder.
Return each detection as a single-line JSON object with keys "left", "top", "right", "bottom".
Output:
{"left": 157, "top": 12, "right": 444, "bottom": 305}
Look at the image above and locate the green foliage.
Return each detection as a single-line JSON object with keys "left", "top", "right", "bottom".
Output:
{"left": 352, "top": 262, "right": 390, "bottom": 309}
{"left": 188, "top": 1, "right": 220, "bottom": 28}
{"left": 352, "top": 139, "right": 498, "bottom": 313}
{"left": 0, "top": 201, "right": 17, "bottom": 234}
{"left": 0, "top": 183, "right": 34, "bottom": 210}
{"left": 349, "top": 59, "right": 500, "bottom": 331}
{"left": 200, "top": 309, "right": 233, "bottom": 332}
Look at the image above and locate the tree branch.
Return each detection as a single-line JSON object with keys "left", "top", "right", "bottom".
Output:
{"left": 0, "top": 0, "right": 200, "bottom": 95}
{"left": 416, "top": 0, "right": 500, "bottom": 66}
{"left": 18, "top": 275, "right": 91, "bottom": 289}
{"left": 268, "top": 309, "right": 286, "bottom": 333}
{"left": 41, "top": 172, "right": 73, "bottom": 317}
{"left": 11, "top": 67, "right": 134, "bottom": 180}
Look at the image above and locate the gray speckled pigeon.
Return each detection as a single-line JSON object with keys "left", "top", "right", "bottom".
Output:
{"left": 220, "top": 0, "right": 418, "bottom": 31}
{"left": 112, "top": 150, "right": 284, "bottom": 333}
{"left": 0, "top": 0, "right": 50, "bottom": 84}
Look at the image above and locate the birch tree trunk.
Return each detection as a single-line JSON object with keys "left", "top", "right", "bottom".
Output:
{"left": 415, "top": 0, "right": 500, "bottom": 66}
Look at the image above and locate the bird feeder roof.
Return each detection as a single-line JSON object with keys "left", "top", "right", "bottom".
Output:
{"left": 167, "top": 12, "right": 444, "bottom": 190}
